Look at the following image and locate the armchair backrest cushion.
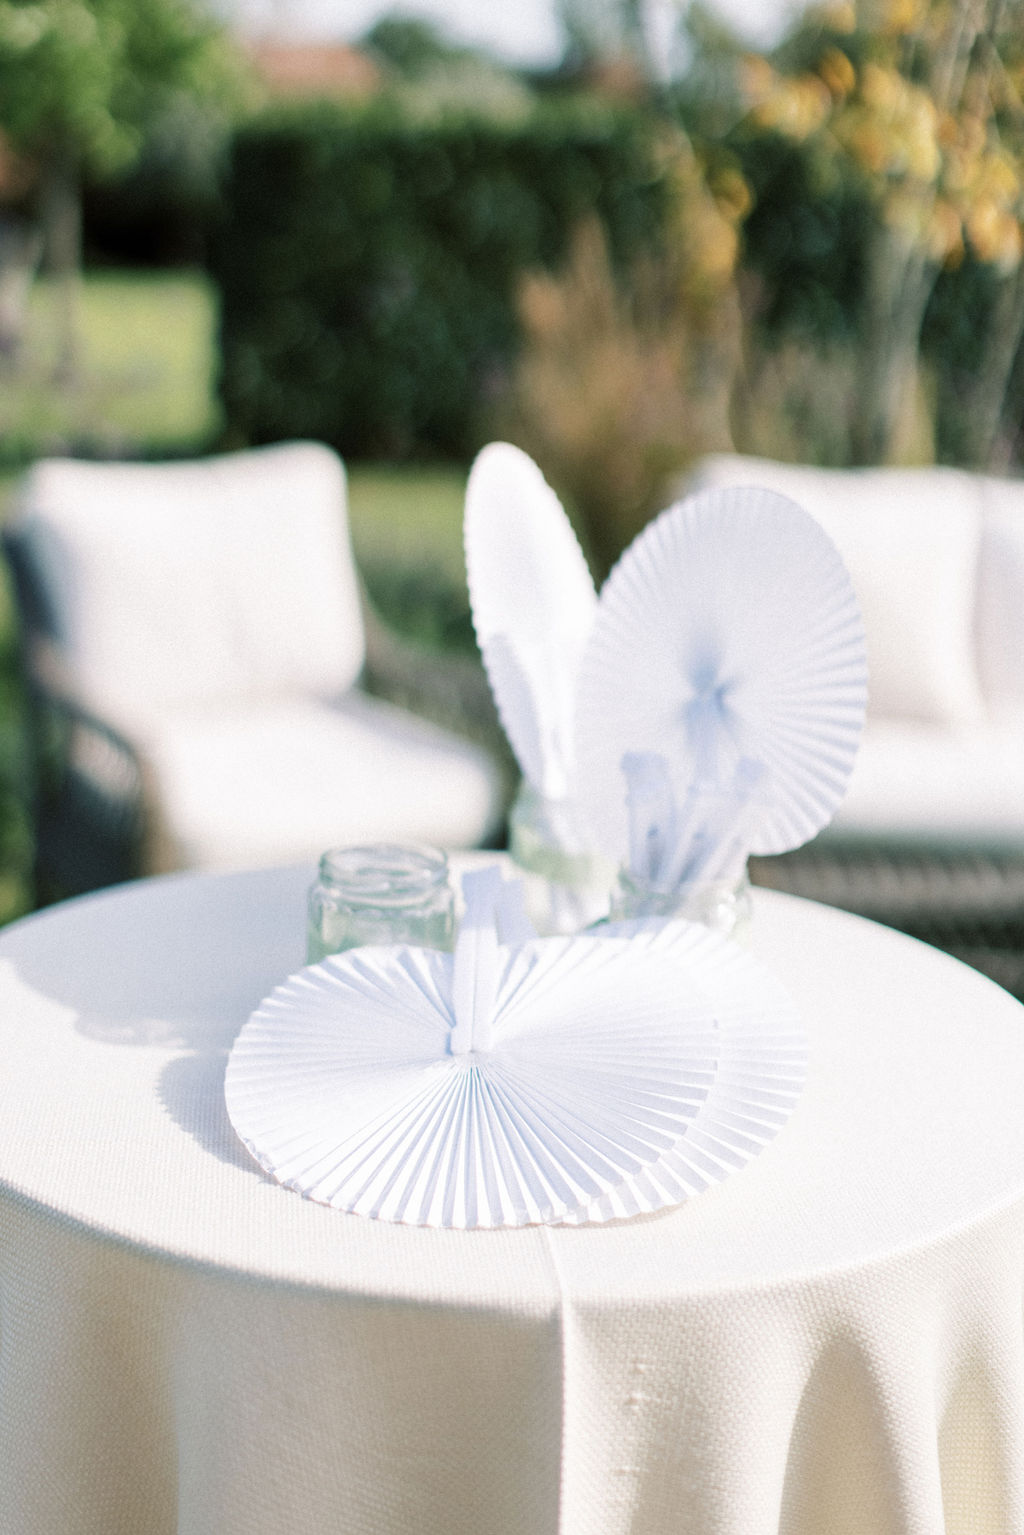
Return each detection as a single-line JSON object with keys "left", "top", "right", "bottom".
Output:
{"left": 685, "top": 455, "right": 986, "bottom": 728}
{"left": 976, "top": 475, "right": 1024, "bottom": 720}
{"left": 11, "top": 442, "right": 365, "bottom": 726}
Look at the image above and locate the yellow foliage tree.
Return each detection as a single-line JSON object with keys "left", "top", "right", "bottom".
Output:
{"left": 741, "top": 0, "right": 1024, "bottom": 466}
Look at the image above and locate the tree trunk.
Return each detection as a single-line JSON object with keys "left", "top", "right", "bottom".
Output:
{"left": 848, "top": 0, "right": 999, "bottom": 466}
{"left": 0, "top": 214, "right": 42, "bottom": 362}
{"left": 850, "top": 221, "right": 938, "bottom": 465}
{"left": 38, "top": 142, "right": 82, "bottom": 385}
{"left": 959, "top": 264, "right": 1024, "bottom": 471}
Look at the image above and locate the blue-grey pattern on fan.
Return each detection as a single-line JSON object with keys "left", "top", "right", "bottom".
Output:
{"left": 465, "top": 449, "right": 866, "bottom": 932}
{"left": 574, "top": 485, "right": 868, "bottom": 910}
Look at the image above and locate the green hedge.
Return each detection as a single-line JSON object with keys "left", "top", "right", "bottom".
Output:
{"left": 209, "top": 102, "right": 668, "bottom": 459}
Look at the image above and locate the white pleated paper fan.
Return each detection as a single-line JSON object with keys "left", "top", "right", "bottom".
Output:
{"left": 558, "top": 919, "right": 807, "bottom": 1224}
{"left": 574, "top": 486, "right": 867, "bottom": 860}
{"left": 465, "top": 442, "right": 597, "bottom": 798}
{"left": 225, "top": 934, "right": 722, "bottom": 1228}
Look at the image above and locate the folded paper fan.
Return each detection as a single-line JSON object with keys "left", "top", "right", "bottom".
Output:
{"left": 574, "top": 485, "right": 867, "bottom": 862}
{"left": 465, "top": 443, "right": 597, "bottom": 800}
{"left": 559, "top": 918, "right": 807, "bottom": 1223}
{"left": 225, "top": 869, "right": 721, "bottom": 1228}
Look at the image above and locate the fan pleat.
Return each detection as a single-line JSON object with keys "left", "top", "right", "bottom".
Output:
{"left": 555, "top": 921, "right": 806, "bottom": 1225}
{"left": 227, "top": 912, "right": 807, "bottom": 1228}
{"left": 226, "top": 931, "right": 743, "bottom": 1227}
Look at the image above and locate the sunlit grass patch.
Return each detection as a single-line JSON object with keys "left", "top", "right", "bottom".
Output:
{"left": 347, "top": 462, "right": 475, "bottom": 652}
{"left": 346, "top": 463, "right": 467, "bottom": 582}
{"left": 0, "top": 270, "right": 221, "bottom": 462}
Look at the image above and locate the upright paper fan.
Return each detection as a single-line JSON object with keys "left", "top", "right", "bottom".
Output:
{"left": 465, "top": 443, "right": 597, "bottom": 799}
{"left": 574, "top": 485, "right": 867, "bottom": 863}
{"left": 225, "top": 869, "right": 721, "bottom": 1228}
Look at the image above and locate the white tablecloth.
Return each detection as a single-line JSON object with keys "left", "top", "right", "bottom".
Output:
{"left": 0, "top": 866, "right": 1023, "bottom": 1534}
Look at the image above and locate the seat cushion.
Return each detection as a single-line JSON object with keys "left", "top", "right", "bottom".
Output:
{"left": 15, "top": 442, "right": 365, "bottom": 725}
{"left": 686, "top": 455, "right": 986, "bottom": 728}
{"left": 139, "top": 694, "right": 504, "bottom": 873}
{"left": 822, "top": 720, "right": 1024, "bottom": 849}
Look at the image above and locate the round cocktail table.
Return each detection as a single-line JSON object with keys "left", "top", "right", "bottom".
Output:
{"left": 0, "top": 865, "right": 1022, "bottom": 1535}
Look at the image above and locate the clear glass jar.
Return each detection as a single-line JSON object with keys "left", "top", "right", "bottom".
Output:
{"left": 611, "top": 867, "right": 754, "bottom": 941}
{"left": 307, "top": 844, "right": 455, "bottom": 963}
{"left": 508, "top": 782, "right": 617, "bottom": 936}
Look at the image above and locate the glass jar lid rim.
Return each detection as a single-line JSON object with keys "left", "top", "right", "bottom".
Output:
{"left": 318, "top": 843, "right": 449, "bottom": 900}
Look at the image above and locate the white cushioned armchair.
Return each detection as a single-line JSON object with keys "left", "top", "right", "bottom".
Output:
{"left": 684, "top": 453, "right": 1024, "bottom": 993}
{"left": 4, "top": 442, "right": 504, "bottom": 897}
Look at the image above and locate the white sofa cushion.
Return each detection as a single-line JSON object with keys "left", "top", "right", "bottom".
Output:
{"left": 977, "top": 476, "right": 1024, "bottom": 720}
{"left": 822, "top": 719, "right": 1024, "bottom": 849}
{"left": 139, "top": 693, "right": 504, "bottom": 873}
{"left": 686, "top": 455, "right": 986, "bottom": 728}
{"left": 16, "top": 442, "right": 365, "bottom": 727}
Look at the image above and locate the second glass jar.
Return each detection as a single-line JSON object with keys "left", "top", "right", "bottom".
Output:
{"left": 307, "top": 843, "right": 455, "bottom": 963}
{"left": 610, "top": 867, "right": 754, "bottom": 940}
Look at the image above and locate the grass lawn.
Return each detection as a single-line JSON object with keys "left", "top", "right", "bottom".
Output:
{"left": 347, "top": 463, "right": 474, "bottom": 653}
{"left": 0, "top": 270, "right": 222, "bottom": 461}
{"left": 0, "top": 269, "right": 472, "bottom": 649}
{"left": 346, "top": 463, "right": 467, "bottom": 580}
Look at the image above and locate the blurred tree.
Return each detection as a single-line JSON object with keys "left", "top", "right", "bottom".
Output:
{"left": 557, "top": 0, "right": 652, "bottom": 74}
{"left": 499, "top": 124, "right": 745, "bottom": 574}
{"left": 362, "top": 16, "right": 467, "bottom": 78}
{"left": 554, "top": 0, "right": 665, "bottom": 99}
{"left": 0, "top": 0, "right": 247, "bottom": 378}
{"left": 736, "top": 0, "right": 1024, "bottom": 467}
{"left": 360, "top": 13, "right": 534, "bottom": 122}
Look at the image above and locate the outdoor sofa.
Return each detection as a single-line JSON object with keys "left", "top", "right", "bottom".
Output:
{"left": 684, "top": 452, "right": 1024, "bottom": 996}
{"left": 2, "top": 441, "right": 505, "bottom": 901}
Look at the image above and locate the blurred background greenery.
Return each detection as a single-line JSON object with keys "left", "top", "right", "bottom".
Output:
{"left": 1, "top": 0, "right": 1023, "bottom": 921}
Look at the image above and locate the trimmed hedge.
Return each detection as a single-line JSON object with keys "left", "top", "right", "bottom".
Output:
{"left": 209, "top": 102, "right": 668, "bottom": 459}
{"left": 729, "top": 128, "right": 870, "bottom": 347}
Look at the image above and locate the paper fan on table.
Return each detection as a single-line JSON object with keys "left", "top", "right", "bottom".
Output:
{"left": 225, "top": 869, "right": 722, "bottom": 1228}
{"left": 574, "top": 485, "right": 867, "bottom": 862}
{"left": 465, "top": 443, "right": 597, "bottom": 800}
{"left": 558, "top": 918, "right": 807, "bottom": 1224}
